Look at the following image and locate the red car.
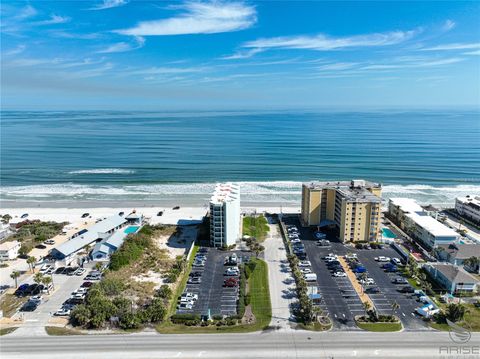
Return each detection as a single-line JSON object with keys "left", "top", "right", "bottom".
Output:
{"left": 224, "top": 278, "right": 238, "bottom": 287}
{"left": 81, "top": 281, "right": 93, "bottom": 288}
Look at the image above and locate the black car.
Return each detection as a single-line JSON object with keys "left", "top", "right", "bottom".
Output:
{"left": 399, "top": 286, "right": 415, "bottom": 293}
{"left": 55, "top": 267, "right": 66, "bottom": 274}
{"left": 21, "top": 213, "right": 29, "bottom": 219}
{"left": 81, "top": 213, "right": 90, "bottom": 218}
{"left": 20, "top": 301, "right": 38, "bottom": 312}
{"left": 366, "top": 287, "right": 381, "bottom": 294}
{"left": 157, "top": 211, "right": 164, "bottom": 216}
{"left": 65, "top": 267, "right": 78, "bottom": 275}
{"left": 172, "top": 206, "right": 180, "bottom": 210}
{"left": 35, "top": 244, "right": 47, "bottom": 249}
{"left": 189, "top": 271, "right": 202, "bottom": 277}
{"left": 118, "top": 211, "right": 124, "bottom": 216}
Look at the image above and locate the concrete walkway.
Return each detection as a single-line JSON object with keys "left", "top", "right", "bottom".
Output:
{"left": 263, "top": 224, "right": 295, "bottom": 331}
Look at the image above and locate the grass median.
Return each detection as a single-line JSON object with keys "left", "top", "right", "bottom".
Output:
{"left": 356, "top": 321, "right": 403, "bottom": 332}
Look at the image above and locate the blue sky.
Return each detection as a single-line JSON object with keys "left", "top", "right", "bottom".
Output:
{"left": 1, "top": 0, "right": 479, "bottom": 110}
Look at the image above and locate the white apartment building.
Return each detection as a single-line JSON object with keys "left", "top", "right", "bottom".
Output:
{"left": 388, "top": 198, "right": 459, "bottom": 249}
{"left": 209, "top": 183, "right": 241, "bottom": 247}
{"left": 455, "top": 195, "right": 480, "bottom": 224}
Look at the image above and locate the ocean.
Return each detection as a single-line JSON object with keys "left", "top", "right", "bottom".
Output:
{"left": 1, "top": 110, "right": 479, "bottom": 207}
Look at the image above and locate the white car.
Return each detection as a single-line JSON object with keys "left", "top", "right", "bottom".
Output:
{"left": 345, "top": 253, "right": 357, "bottom": 260}
{"left": 391, "top": 258, "right": 402, "bottom": 265}
{"left": 333, "top": 271, "right": 346, "bottom": 277}
{"left": 290, "top": 238, "right": 301, "bottom": 244}
{"left": 375, "top": 256, "right": 390, "bottom": 262}
{"left": 324, "top": 256, "right": 337, "bottom": 262}
{"left": 360, "top": 278, "right": 375, "bottom": 285}
{"left": 74, "top": 268, "right": 86, "bottom": 276}
{"left": 44, "top": 239, "right": 55, "bottom": 245}
{"left": 180, "top": 292, "right": 198, "bottom": 301}
{"left": 54, "top": 309, "right": 71, "bottom": 316}
{"left": 300, "top": 268, "right": 312, "bottom": 274}
{"left": 298, "top": 261, "right": 311, "bottom": 268}
{"left": 29, "top": 295, "right": 43, "bottom": 304}
{"left": 225, "top": 268, "right": 240, "bottom": 276}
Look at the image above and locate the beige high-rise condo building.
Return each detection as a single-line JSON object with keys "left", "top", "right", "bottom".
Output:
{"left": 301, "top": 179, "right": 382, "bottom": 242}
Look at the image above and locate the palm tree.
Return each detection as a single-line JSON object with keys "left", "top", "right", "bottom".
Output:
{"left": 363, "top": 301, "right": 371, "bottom": 319}
{"left": 1, "top": 214, "right": 12, "bottom": 224}
{"left": 10, "top": 271, "right": 20, "bottom": 288}
{"left": 33, "top": 272, "right": 44, "bottom": 286}
{"left": 26, "top": 256, "right": 37, "bottom": 273}
{"left": 464, "top": 256, "right": 480, "bottom": 273}
{"left": 391, "top": 301, "right": 399, "bottom": 317}
{"left": 41, "top": 275, "right": 53, "bottom": 294}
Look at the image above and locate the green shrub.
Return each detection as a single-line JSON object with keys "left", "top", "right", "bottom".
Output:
{"left": 170, "top": 313, "right": 201, "bottom": 324}
{"left": 155, "top": 285, "right": 172, "bottom": 300}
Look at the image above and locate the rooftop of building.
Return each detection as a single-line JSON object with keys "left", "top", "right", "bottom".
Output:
{"left": 390, "top": 198, "right": 458, "bottom": 237}
{"left": 456, "top": 195, "right": 480, "bottom": 210}
{"left": 210, "top": 182, "right": 240, "bottom": 205}
{"left": 303, "top": 179, "right": 381, "bottom": 203}
{"left": 437, "top": 242, "right": 480, "bottom": 260}
{"left": 427, "top": 262, "right": 479, "bottom": 284}
{"left": 0, "top": 240, "right": 20, "bottom": 250}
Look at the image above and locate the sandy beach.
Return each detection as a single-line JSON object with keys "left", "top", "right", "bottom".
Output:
{"left": 0, "top": 205, "right": 301, "bottom": 227}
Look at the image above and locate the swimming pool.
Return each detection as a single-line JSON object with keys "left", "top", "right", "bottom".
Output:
{"left": 382, "top": 228, "right": 397, "bottom": 239}
{"left": 124, "top": 226, "right": 140, "bottom": 234}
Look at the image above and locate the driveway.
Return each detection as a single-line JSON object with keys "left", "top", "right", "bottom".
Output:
{"left": 263, "top": 224, "right": 295, "bottom": 330}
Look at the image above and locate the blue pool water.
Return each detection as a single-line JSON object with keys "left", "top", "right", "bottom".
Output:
{"left": 124, "top": 226, "right": 139, "bottom": 234}
{"left": 382, "top": 228, "right": 397, "bottom": 239}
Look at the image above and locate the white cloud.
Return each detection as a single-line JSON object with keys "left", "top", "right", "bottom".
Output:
{"left": 34, "top": 14, "right": 71, "bottom": 26}
{"left": 362, "top": 57, "right": 464, "bottom": 70}
{"left": 15, "top": 5, "right": 37, "bottom": 20}
{"left": 317, "top": 62, "right": 358, "bottom": 71}
{"left": 443, "top": 19, "right": 456, "bottom": 32}
{"left": 89, "top": 0, "right": 129, "bottom": 11}
{"left": 4, "top": 45, "right": 26, "bottom": 56}
{"left": 464, "top": 49, "right": 480, "bottom": 56}
{"left": 242, "top": 29, "right": 419, "bottom": 52}
{"left": 124, "top": 66, "right": 206, "bottom": 76}
{"left": 97, "top": 37, "right": 145, "bottom": 53}
{"left": 115, "top": 1, "right": 256, "bottom": 36}
{"left": 420, "top": 43, "right": 480, "bottom": 51}
{"left": 220, "top": 48, "right": 262, "bottom": 60}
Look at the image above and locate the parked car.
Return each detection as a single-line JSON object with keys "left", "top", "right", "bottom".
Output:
{"left": 15, "top": 284, "right": 30, "bottom": 296}
{"left": 360, "top": 278, "right": 375, "bottom": 285}
{"left": 366, "top": 287, "right": 381, "bottom": 294}
{"left": 399, "top": 286, "right": 415, "bottom": 293}
{"left": 224, "top": 278, "right": 238, "bottom": 287}
{"left": 187, "top": 277, "right": 202, "bottom": 284}
{"left": 353, "top": 266, "right": 367, "bottom": 273}
{"left": 180, "top": 292, "right": 198, "bottom": 301}
{"left": 225, "top": 267, "right": 240, "bottom": 276}
{"left": 392, "top": 277, "right": 408, "bottom": 285}
{"left": 375, "top": 256, "right": 391, "bottom": 262}
{"left": 318, "top": 240, "right": 331, "bottom": 247}
{"left": 20, "top": 301, "right": 37, "bottom": 312}
{"left": 300, "top": 268, "right": 312, "bottom": 275}
{"left": 391, "top": 258, "right": 402, "bottom": 266}
{"left": 29, "top": 295, "right": 43, "bottom": 304}
{"left": 54, "top": 308, "right": 71, "bottom": 316}
{"left": 177, "top": 302, "right": 193, "bottom": 310}
{"left": 21, "top": 213, "right": 29, "bottom": 219}
{"left": 44, "top": 239, "right": 55, "bottom": 245}
{"left": 189, "top": 271, "right": 202, "bottom": 278}
{"left": 157, "top": 211, "right": 164, "bottom": 216}
{"left": 298, "top": 261, "right": 311, "bottom": 268}
{"left": 35, "top": 244, "right": 47, "bottom": 250}
{"left": 333, "top": 271, "right": 346, "bottom": 277}
{"left": 74, "top": 268, "right": 86, "bottom": 276}
{"left": 172, "top": 206, "right": 180, "bottom": 210}
{"left": 385, "top": 266, "right": 398, "bottom": 273}
{"left": 81, "top": 281, "right": 93, "bottom": 288}
{"left": 118, "top": 211, "right": 124, "bottom": 216}
{"left": 81, "top": 213, "right": 90, "bottom": 218}
{"left": 55, "top": 267, "right": 66, "bottom": 274}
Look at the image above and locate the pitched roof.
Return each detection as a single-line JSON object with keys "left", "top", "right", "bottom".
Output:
{"left": 438, "top": 243, "right": 480, "bottom": 260}
{"left": 428, "top": 263, "right": 479, "bottom": 284}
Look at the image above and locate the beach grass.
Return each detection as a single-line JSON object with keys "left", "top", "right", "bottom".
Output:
{"left": 0, "top": 294, "right": 28, "bottom": 318}
{"left": 0, "top": 327, "right": 18, "bottom": 336}
{"left": 243, "top": 215, "right": 270, "bottom": 242}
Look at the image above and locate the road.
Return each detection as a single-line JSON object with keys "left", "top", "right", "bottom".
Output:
{"left": 263, "top": 224, "right": 295, "bottom": 330}
{"left": 1, "top": 331, "right": 472, "bottom": 358}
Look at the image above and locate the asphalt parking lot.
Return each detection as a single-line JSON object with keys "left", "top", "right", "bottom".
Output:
{"left": 282, "top": 216, "right": 429, "bottom": 331}
{"left": 355, "top": 249, "right": 429, "bottom": 330}
{"left": 178, "top": 248, "right": 250, "bottom": 317}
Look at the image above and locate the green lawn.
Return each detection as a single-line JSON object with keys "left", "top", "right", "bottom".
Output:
{"left": 0, "top": 327, "right": 18, "bottom": 336}
{"left": 45, "top": 326, "right": 84, "bottom": 336}
{"left": 431, "top": 304, "right": 480, "bottom": 332}
{"left": 243, "top": 216, "right": 269, "bottom": 241}
{"left": 356, "top": 321, "right": 403, "bottom": 332}
{"left": 157, "top": 258, "right": 271, "bottom": 334}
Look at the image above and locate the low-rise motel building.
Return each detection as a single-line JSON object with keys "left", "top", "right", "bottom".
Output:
{"left": 301, "top": 179, "right": 382, "bottom": 243}
{"left": 209, "top": 183, "right": 241, "bottom": 248}
{"left": 388, "top": 198, "right": 459, "bottom": 250}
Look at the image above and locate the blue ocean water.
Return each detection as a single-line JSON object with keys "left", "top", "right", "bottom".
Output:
{"left": 1, "top": 110, "right": 479, "bottom": 206}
